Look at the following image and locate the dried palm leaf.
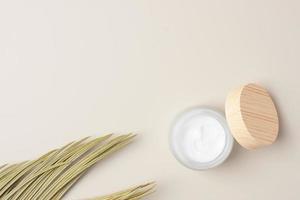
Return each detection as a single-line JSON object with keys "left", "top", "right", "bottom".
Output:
{"left": 0, "top": 134, "right": 155, "bottom": 200}
{"left": 90, "top": 182, "right": 156, "bottom": 200}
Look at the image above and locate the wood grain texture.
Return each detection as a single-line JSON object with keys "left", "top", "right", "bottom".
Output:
{"left": 225, "top": 83, "right": 279, "bottom": 150}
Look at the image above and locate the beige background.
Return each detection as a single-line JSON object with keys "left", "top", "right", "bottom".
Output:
{"left": 0, "top": 0, "right": 299, "bottom": 199}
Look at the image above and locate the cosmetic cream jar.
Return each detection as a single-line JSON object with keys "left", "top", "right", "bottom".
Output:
{"left": 170, "top": 107, "right": 234, "bottom": 170}
{"left": 169, "top": 83, "right": 280, "bottom": 170}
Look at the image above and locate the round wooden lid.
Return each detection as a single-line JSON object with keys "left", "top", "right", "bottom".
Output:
{"left": 225, "top": 83, "right": 279, "bottom": 150}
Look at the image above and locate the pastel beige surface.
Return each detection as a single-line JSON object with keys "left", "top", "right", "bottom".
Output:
{"left": 0, "top": 0, "right": 299, "bottom": 199}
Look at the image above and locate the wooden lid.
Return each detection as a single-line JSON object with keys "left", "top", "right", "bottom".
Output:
{"left": 225, "top": 83, "right": 279, "bottom": 150}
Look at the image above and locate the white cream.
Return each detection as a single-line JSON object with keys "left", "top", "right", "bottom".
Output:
{"left": 182, "top": 115, "right": 226, "bottom": 162}
{"left": 170, "top": 108, "right": 233, "bottom": 170}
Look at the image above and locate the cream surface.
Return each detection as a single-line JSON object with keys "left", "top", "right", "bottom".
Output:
{"left": 181, "top": 115, "right": 226, "bottom": 163}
